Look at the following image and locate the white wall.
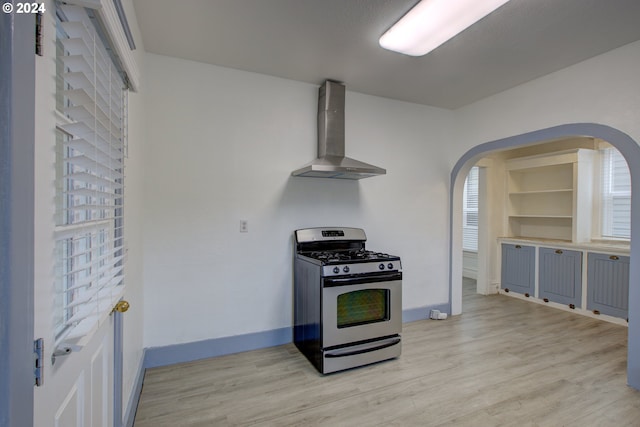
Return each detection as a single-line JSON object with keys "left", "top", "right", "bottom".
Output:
{"left": 142, "top": 53, "right": 454, "bottom": 347}
{"left": 455, "top": 40, "right": 640, "bottom": 147}
{"left": 450, "top": 40, "right": 640, "bottom": 313}
{"left": 141, "top": 36, "right": 640, "bottom": 361}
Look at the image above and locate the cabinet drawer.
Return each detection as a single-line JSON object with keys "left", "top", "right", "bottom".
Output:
{"left": 501, "top": 244, "right": 535, "bottom": 296}
{"left": 587, "top": 253, "right": 629, "bottom": 319}
{"left": 539, "top": 247, "right": 582, "bottom": 306}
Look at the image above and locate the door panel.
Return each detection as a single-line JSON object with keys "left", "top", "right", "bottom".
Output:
{"left": 501, "top": 243, "right": 535, "bottom": 295}
{"left": 36, "top": 317, "right": 115, "bottom": 427}
{"left": 55, "top": 376, "right": 83, "bottom": 427}
{"left": 587, "top": 252, "right": 630, "bottom": 318}
{"left": 539, "top": 247, "right": 582, "bottom": 306}
{"left": 90, "top": 335, "right": 112, "bottom": 427}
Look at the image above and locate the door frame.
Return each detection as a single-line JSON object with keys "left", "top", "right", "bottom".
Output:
{"left": 0, "top": 7, "right": 36, "bottom": 427}
{"left": 449, "top": 123, "right": 640, "bottom": 390}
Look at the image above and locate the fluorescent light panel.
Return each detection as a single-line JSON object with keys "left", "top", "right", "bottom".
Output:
{"left": 379, "top": 0, "right": 511, "bottom": 56}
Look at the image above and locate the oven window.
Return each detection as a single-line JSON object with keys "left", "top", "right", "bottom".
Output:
{"left": 337, "top": 289, "right": 389, "bottom": 328}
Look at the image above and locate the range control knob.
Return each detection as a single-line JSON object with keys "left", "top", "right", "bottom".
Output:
{"left": 388, "top": 263, "right": 394, "bottom": 270}
{"left": 343, "top": 266, "right": 350, "bottom": 273}
{"left": 333, "top": 267, "right": 340, "bottom": 274}
{"left": 379, "top": 263, "right": 385, "bottom": 270}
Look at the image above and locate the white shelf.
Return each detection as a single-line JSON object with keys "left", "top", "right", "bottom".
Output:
{"left": 505, "top": 149, "right": 594, "bottom": 242}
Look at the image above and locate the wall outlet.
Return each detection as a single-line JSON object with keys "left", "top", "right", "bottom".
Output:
{"left": 239, "top": 220, "right": 248, "bottom": 233}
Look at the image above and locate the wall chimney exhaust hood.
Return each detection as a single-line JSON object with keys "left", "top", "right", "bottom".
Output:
{"left": 292, "top": 80, "right": 386, "bottom": 180}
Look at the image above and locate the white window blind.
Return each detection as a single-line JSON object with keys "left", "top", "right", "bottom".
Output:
{"left": 463, "top": 166, "right": 479, "bottom": 251}
{"left": 600, "top": 147, "right": 631, "bottom": 239}
{"left": 55, "top": 3, "right": 126, "bottom": 344}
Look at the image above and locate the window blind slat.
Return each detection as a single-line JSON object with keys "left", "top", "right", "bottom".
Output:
{"left": 54, "top": 3, "right": 127, "bottom": 344}
{"left": 463, "top": 167, "right": 479, "bottom": 251}
{"left": 60, "top": 37, "right": 93, "bottom": 59}
{"left": 66, "top": 154, "right": 123, "bottom": 177}
{"left": 65, "top": 137, "right": 122, "bottom": 162}
{"left": 67, "top": 172, "right": 122, "bottom": 190}
{"left": 62, "top": 54, "right": 92, "bottom": 75}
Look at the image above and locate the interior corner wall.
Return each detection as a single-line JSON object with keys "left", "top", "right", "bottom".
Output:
{"left": 140, "top": 53, "right": 455, "bottom": 348}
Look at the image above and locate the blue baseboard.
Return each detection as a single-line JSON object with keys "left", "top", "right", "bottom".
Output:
{"left": 143, "top": 304, "right": 449, "bottom": 370}
{"left": 403, "top": 303, "right": 450, "bottom": 323}
{"left": 143, "top": 327, "right": 293, "bottom": 369}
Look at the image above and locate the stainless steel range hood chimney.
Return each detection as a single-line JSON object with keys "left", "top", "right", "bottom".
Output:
{"left": 292, "top": 80, "right": 386, "bottom": 180}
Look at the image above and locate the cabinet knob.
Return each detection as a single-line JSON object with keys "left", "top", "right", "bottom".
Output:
{"left": 555, "top": 249, "right": 563, "bottom": 254}
{"left": 609, "top": 255, "right": 619, "bottom": 261}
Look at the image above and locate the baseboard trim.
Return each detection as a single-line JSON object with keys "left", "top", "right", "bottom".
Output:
{"left": 124, "top": 352, "right": 146, "bottom": 427}
{"left": 143, "top": 327, "right": 292, "bottom": 369}
{"left": 143, "top": 304, "right": 450, "bottom": 370}
{"left": 403, "top": 303, "right": 450, "bottom": 323}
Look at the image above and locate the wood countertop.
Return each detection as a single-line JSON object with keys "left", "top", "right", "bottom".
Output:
{"left": 497, "top": 236, "right": 630, "bottom": 254}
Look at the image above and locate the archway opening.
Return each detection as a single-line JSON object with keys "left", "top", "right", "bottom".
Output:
{"left": 449, "top": 123, "right": 640, "bottom": 390}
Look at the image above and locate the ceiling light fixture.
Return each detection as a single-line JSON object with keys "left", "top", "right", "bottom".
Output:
{"left": 379, "top": 0, "right": 511, "bottom": 56}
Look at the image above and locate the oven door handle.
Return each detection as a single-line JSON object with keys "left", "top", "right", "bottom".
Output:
{"left": 325, "top": 337, "right": 401, "bottom": 358}
{"left": 324, "top": 272, "right": 402, "bottom": 287}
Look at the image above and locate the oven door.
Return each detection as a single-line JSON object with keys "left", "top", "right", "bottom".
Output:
{"left": 322, "top": 272, "right": 402, "bottom": 348}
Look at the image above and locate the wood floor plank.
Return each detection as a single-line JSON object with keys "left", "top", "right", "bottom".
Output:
{"left": 134, "top": 280, "right": 640, "bottom": 426}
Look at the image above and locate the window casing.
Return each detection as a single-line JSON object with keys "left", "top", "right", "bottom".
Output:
{"left": 54, "top": 3, "right": 127, "bottom": 343}
{"left": 600, "top": 147, "right": 631, "bottom": 240}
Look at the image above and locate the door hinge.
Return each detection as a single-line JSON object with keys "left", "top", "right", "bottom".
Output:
{"left": 34, "top": 338, "right": 44, "bottom": 387}
{"left": 35, "top": 12, "right": 43, "bottom": 56}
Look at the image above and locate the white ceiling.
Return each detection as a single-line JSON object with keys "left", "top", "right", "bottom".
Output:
{"left": 132, "top": 0, "right": 640, "bottom": 109}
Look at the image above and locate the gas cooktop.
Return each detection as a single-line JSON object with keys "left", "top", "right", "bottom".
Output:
{"left": 302, "top": 249, "right": 399, "bottom": 265}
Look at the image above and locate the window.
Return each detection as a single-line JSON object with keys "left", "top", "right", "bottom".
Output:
{"left": 600, "top": 147, "right": 631, "bottom": 239}
{"left": 54, "top": 3, "right": 127, "bottom": 343}
{"left": 463, "top": 166, "right": 479, "bottom": 251}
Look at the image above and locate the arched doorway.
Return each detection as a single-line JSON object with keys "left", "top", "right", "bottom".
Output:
{"left": 449, "top": 123, "right": 640, "bottom": 390}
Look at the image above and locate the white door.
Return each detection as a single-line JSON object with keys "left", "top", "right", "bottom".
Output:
{"left": 32, "top": 2, "right": 123, "bottom": 425}
{"left": 33, "top": 320, "right": 115, "bottom": 427}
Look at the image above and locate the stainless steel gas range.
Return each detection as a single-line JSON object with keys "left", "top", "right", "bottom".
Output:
{"left": 293, "top": 227, "right": 402, "bottom": 374}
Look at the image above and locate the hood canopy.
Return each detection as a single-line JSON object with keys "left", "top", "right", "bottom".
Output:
{"left": 292, "top": 80, "right": 386, "bottom": 180}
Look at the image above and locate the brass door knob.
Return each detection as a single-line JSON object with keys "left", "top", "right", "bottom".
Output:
{"left": 113, "top": 300, "right": 130, "bottom": 313}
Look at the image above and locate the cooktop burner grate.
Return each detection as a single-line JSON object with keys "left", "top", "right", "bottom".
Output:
{"left": 303, "top": 249, "right": 397, "bottom": 264}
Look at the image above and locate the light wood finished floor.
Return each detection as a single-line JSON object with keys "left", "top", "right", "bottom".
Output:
{"left": 134, "top": 280, "right": 640, "bottom": 426}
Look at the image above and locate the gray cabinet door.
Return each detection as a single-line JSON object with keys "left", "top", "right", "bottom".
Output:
{"left": 587, "top": 253, "right": 630, "bottom": 319}
{"left": 501, "top": 244, "right": 535, "bottom": 295}
{"left": 539, "top": 247, "right": 582, "bottom": 306}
